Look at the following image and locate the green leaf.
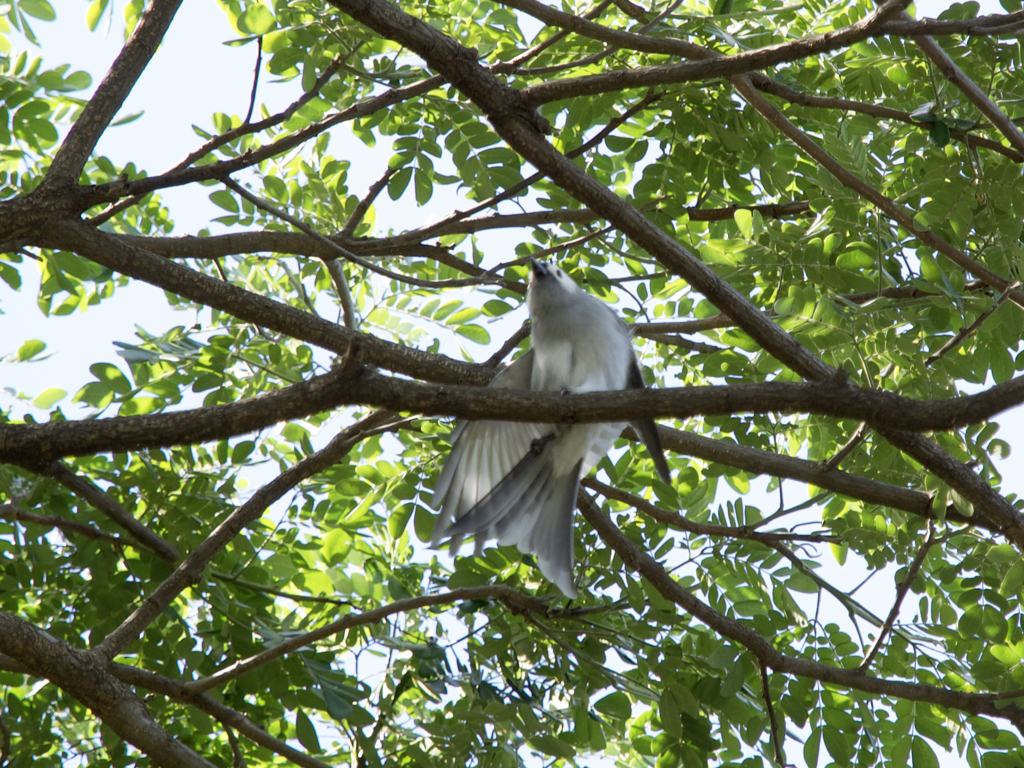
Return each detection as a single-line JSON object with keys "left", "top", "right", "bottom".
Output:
{"left": 19, "top": 0, "right": 55, "bottom": 20}
{"left": 86, "top": 0, "right": 108, "bottom": 31}
{"left": 823, "top": 725, "right": 852, "bottom": 765}
{"left": 17, "top": 339, "right": 46, "bottom": 361}
{"left": 295, "top": 709, "right": 321, "bottom": 753}
{"left": 32, "top": 387, "right": 65, "bottom": 408}
{"left": 209, "top": 190, "right": 239, "bottom": 213}
{"left": 929, "top": 121, "right": 951, "bottom": 148}
{"left": 482, "top": 300, "right": 513, "bottom": 316}
{"left": 238, "top": 4, "right": 275, "bottom": 35}
{"left": 836, "top": 242, "right": 875, "bottom": 270}
{"left": 388, "top": 504, "right": 413, "bottom": 539}
{"left": 111, "top": 110, "right": 144, "bottom": 127}
{"left": 909, "top": 102, "right": 937, "bottom": 121}
{"left": 911, "top": 736, "right": 939, "bottom": 768}
{"left": 594, "top": 691, "right": 631, "bottom": 721}
{"left": 529, "top": 734, "right": 575, "bottom": 760}
{"left": 89, "top": 363, "right": 132, "bottom": 395}
{"left": 919, "top": 254, "right": 942, "bottom": 283}
{"left": 804, "top": 727, "right": 821, "bottom": 768}
{"left": 734, "top": 209, "right": 752, "bottom": 239}
{"left": 454, "top": 324, "right": 490, "bottom": 344}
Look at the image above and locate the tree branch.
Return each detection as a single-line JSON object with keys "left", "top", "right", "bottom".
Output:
{"left": 904, "top": 10, "right": 1024, "bottom": 156}
{"left": 88, "top": 53, "right": 350, "bottom": 227}
{"left": 0, "top": 503, "right": 128, "bottom": 548}
{"left": 6, "top": 367, "right": 1024, "bottom": 466}
{"left": 94, "top": 408, "right": 397, "bottom": 660}
{"left": 512, "top": 0, "right": 912, "bottom": 106}
{"left": 43, "top": 0, "right": 183, "bottom": 189}
{"left": 26, "top": 461, "right": 179, "bottom": 561}
{"left": 758, "top": 662, "right": 787, "bottom": 767}
{"left": 0, "top": 607, "right": 216, "bottom": 768}
{"left": 342, "top": 166, "right": 395, "bottom": 236}
{"left": 926, "top": 281, "right": 1019, "bottom": 366}
{"left": 858, "top": 522, "right": 937, "bottom": 673}
{"left": 38, "top": 219, "right": 486, "bottom": 386}
{"left": 111, "top": 663, "right": 334, "bottom": 768}
{"left": 750, "top": 73, "right": 1024, "bottom": 163}
{"left": 183, "top": 585, "right": 549, "bottom": 695}
{"left": 578, "top": 492, "right": 1024, "bottom": 731}
{"left": 584, "top": 478, "right": 839, "bottom": 545}
{"left": 880, "top": 10, "right": 1024, "bottom": 37}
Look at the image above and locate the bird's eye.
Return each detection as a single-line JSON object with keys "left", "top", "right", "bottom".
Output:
{"left": 556, "top": 269, "right": 563, "bottom": 277}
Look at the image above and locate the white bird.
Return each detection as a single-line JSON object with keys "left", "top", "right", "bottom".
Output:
{"left": 430, "top": 259, "right": 671, "bottom": 597}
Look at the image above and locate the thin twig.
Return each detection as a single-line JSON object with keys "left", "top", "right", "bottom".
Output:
{"left": 243, "top": 37, "right": 263, "bottom": 126}
{"left": 759, "top": 662, "right": 788, "bottom": 767}
{"left": 484, "top": 324, "right": 531, "bottom": 367}
{"left": 751, "top": 74, "right": 1024, "bottom": 163}
{"left": 926, "top": 281, "right": 1020, "bottom": 366}
{"left": 222, "top": 177, "right": 500, "bottom": 291}
{"left": 28, "top": 461, "right": 179, "bottom": 561}
{"left": 639, "top": 332, "right": 724, "bottom": 354}
{"left": 823, "top": 422, "right": 870, "bottom": 470}
{"left": 392, "top": 91, "right": 661, "bottom": 246}
{"left": 0, "top": 503, "right": 129, "bottom": 548}
{"left": 183, "top": 585, "right": 550, "bottom": 695}
{"left": 226, "top": 726, "right": 246, "bottom": 768}
{"left": 323, "top": 259, "right": 358, "bottom": 329}
{"left": 858, "top": 521, "right": 936, "bottom": 673}
{"left": 585, "top": 478, "right": 840, "bottom": 546}
{"left": 87, "top": 53, "right": 350, "bottom": 226}
{"left": 212, "top": 571, "right": 352, "bottom": 607}
{"left": 94, "top": 408, "right": 398, "bottom": 660}
{"left": 0, "top": 709, "right": 10, "bottom": 768}
{"left": 341, "top": 167, "right": 395, "bottom": 236}
{"left": 500, "top": 0, "right": 616, "bottom": 71}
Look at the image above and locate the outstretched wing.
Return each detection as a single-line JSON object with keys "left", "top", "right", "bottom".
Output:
{"left": 430, "top": 351, "right": 547, "bottom": 549}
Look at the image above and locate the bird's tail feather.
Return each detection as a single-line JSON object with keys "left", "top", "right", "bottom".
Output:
{"left": 439, "top": 444, "right": 582, "bottom": 597}
{"left": 444, "top": 447, "right": 548, "bottom": 538}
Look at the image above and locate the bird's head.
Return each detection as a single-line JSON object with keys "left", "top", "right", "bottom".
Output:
{"left": 528, "top": 258, "right": 579, "bottom": 297}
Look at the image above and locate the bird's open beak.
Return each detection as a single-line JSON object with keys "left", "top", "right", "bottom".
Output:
{"left": 530, "top": 258, "right": 548, "bottom": 279}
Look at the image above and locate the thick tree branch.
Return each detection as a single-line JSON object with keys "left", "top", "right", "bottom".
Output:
{"left": 651, "top": 425, "right": 980, "bottom": 528}
{"left": 111, "top": 663, "right": 334, "bottom": 768}
{"left": 38, "top": 220, "right": 485, "bottom": 386}
{"left": 0, "top": 608, "right": 216, "bottom": 768}
{"left": 44, "top": 0, "right": 183, "bottom": 189}
{"left": 880, "top": 11, "right": 1024, "bottom": 37}
{"left": 513, "top": 0, "right": 912, "bottom": 106}
{"left": 5, "top": 366, "right": 1024, "bottom": 465}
